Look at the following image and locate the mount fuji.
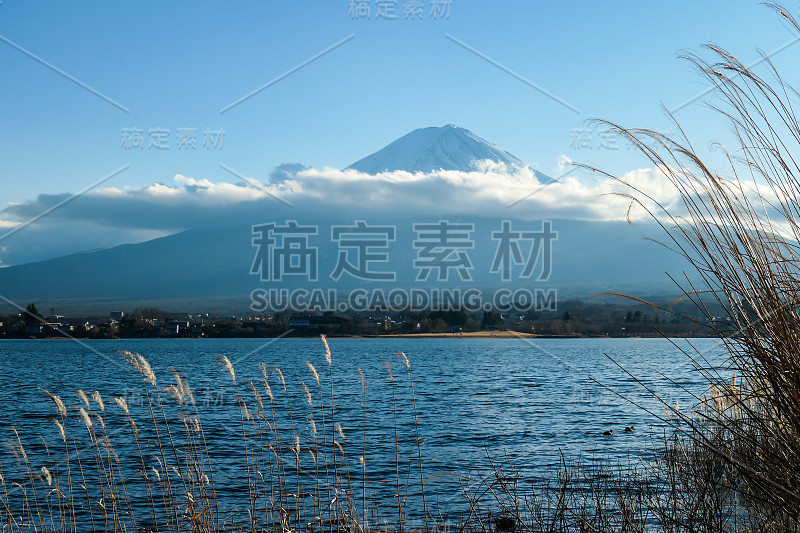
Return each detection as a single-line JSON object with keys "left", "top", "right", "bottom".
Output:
{"left": 0, "top": 125, "right": 692, "bottom": 313}
{"left": 346, "top": 124, "right": 553, "bottom": 182}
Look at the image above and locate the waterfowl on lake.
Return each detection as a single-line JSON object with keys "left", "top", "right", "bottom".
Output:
{"left": 602, "top": 429, "right": 613, "bottom": 436}
{"left": 494, "top": 516, "right": 516, "bottom": 532}
{"left": 624, "top": 425, "right": 635, "bottom": 432}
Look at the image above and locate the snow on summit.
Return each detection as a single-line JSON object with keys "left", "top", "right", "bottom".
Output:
{"left": 346, "top": 125, "right": 552, "bottom": 181}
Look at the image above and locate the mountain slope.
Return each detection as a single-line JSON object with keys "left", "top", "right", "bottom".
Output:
{"left": 0, "top": 218, "right": 693, "bottom": 313}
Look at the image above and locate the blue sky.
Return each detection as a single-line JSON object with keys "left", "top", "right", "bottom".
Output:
{"left": 1, "top": 1, "right": 800, "bottom": 265}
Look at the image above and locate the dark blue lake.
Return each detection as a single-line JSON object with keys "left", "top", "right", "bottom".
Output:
{"left": 0, "top": 337, "right": 725, "bottom": 528}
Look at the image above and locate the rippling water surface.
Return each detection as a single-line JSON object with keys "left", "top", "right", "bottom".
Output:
{"left": 0, "top": 337, "right": 726, "bottom": 524}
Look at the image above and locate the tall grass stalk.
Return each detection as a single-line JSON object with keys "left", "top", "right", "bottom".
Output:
{"left": 0, "top": 336, "right": 454, "bottom": 532}
{"left": 569, "top": 3, "right": 800, "bottom": 529}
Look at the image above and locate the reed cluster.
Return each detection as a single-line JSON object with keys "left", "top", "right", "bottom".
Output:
{"left": 460, "top": 4, "right": 800, "bottom": 530}
{"left": 6, "top": 5, "right": 800, "bottom": 532}
{"left": 568, "top": 2, "right": 800, "bottom": 530}
{"left": 0, "top": 342, "right": 432, "bottom": 532}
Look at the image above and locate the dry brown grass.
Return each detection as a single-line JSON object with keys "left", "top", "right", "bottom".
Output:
{"left": 6, "top": 5, "right": 800, "bottom": 531}
{"left": 0, "top": 337, "right": 440, "bottom": 533}
{"left": 568, "top": 2, "right": 800, "bottom": 530}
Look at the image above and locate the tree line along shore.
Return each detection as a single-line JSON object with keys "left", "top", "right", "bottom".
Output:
{"left": 0, "top": 299, "right": 720, "bottom": 339}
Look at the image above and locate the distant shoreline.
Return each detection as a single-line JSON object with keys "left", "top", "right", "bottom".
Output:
{"left": 11, "top": 331, "right": 713, "bottom": 341}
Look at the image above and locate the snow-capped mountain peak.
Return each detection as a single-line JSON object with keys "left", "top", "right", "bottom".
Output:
{"left": 346, "top": 125, "right": 550, "bottom": 181}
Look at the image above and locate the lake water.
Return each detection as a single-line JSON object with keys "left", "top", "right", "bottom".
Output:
{"left": 0, "top": 337, "right": 726, "bottom": 527}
